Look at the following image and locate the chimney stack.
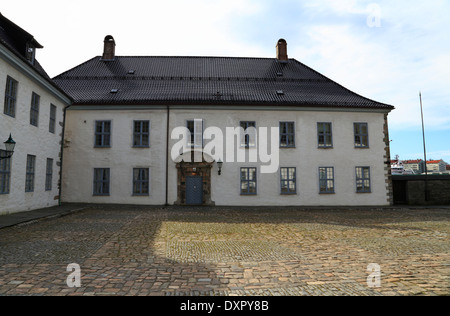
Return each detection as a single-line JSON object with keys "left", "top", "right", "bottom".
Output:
{"left": 102, "top": 35, "right": 116, "bottom": 60}
{"left": 276, "top": 39, "right": 288, "bottom": 62}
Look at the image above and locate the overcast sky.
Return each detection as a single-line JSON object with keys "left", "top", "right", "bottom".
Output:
{"left": 2, "top": 0, "right": 449, "bottom": 162}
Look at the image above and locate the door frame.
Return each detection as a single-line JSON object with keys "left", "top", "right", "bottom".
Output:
{"left": 175, "top": 157, "right": 215, "bottom": 206}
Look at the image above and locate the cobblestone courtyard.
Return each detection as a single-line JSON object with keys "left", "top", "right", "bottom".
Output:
{"left": 0, "top": 206, "right": 448, "bottom": 296}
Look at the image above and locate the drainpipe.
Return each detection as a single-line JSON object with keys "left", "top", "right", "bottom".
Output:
{"left": 165, "top": 105, "right": 170, "bottom": 206}
{"left": 58, "top": 104, "right": 69, "bottom": 206}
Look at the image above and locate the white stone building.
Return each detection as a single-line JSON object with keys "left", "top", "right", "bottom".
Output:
{"left": 54, "top": 36, "right": 395, "bottom": 207}
{"left": 426, "top": 160, "right": 447, "bottom": 173}
{"left": 402, "top": 159, "right": 425, "bottom": 174}
{"left": 0, "top": 14, "right": 71, "bottom": 215}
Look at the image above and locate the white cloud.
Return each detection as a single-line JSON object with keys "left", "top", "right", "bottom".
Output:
{"left": 2, "top": 0, "right": 266, "bottom": 76}
{"left": 294, "top": 24, "right": 399, "bottom": 106}
{"left": 289, "top": 1, "right": 450, "bottom": 132}
{"left": 303, "top": 0, "right": 368, "bottom": 15}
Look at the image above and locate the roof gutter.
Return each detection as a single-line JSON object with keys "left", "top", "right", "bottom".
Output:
{"left": 66, "top": 103, "right": 394, "bottom": 113}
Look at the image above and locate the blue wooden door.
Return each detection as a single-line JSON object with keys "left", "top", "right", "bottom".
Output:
{"left": 186, "top": 176, "right": 203, "bottom": 205}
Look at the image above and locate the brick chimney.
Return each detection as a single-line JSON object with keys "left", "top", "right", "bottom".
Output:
{"left": 276, "top": 39, "right": 288, "bottom": 62}
{"left": 102, "top": 35, "right": 116, "bottom": 61}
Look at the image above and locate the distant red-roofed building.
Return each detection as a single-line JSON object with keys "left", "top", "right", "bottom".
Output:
{"left": 403, "top": 159, "right": 424, "bottom": 174}
{"left": 426, "top": 159, "right": 446, "bottom": 173}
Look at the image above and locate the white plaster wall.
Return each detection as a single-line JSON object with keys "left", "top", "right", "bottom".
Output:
{"left": 168, "top": 109, "right": 389, "bottom": 206}
{"left": 61, "top": 109, "right": 167, "bottom": 205}
{"left": 63, "top": 107, "right": 389, "bottom": 207}
{"left": 0, "top": 59, "right": 67, "bottom": 215}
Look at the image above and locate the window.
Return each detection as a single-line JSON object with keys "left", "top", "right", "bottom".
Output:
{"left": 240, "top": 121, "right": 256, "bottom": 147}
{"left": 280, "top": 122, "right": 295, "bottom": 148}
{"left": 95, "top": 121, "right": 111, "bottom": 147}
{"left": 317, "top": 122, "right": 332, "bottom": 148}
{"left": 93, "top": 168, "right": 110, "bottom": 196}
{"left": 30, "top": 92, "right": 40, "bottom": 127}
{"left": 240, "top": 167, "right": 257, "bottom": 195}
{"left": 133, "top": 168, "right": 149, "bottom": 196}
{"left": 0, "top": 150, "right": 11, "bottom": 194}
{"left": 25, "top": 155, "right": 36, "bottom": 192}
{"left": 133, "top": 121, "right": 150, "bottom": 147}
{"left": 280, "top": 167, "right": 296, "bottom": 194}
{"left": 49, "top": 104, "right": 56, "bottom": 133}
{"left": 26, "top": 43, "right": 36, "bottom": 64}
{"left": 45, "top": 158, "right": 53, "bottom": 191}
{"left": 354, "top": 123, "right": 369, "bottom": 148}
{"left": 319, "top": 167, "right": 334, "bottom": 194}
{"left": 4, "top": 76, "right": 18, "bottom": 117}
{"left": 187, "top": 119, "right": 203, "bottom": 148}
{"left": 356, "top": 167, "right": 371, "bottom": 193}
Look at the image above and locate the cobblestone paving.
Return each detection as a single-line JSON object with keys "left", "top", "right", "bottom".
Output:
{"left": 0, "top": 206, "right": 448, "bottom": 296}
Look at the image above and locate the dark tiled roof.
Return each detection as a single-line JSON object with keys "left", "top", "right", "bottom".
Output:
{"left": 53, "top": 56, "right": 394, "bottom": 110}
{"left": 0, "top": 13, "right": 50, "bottom": 79}
{"left": 0, "top": 13, "right": 71, "bottom": 101}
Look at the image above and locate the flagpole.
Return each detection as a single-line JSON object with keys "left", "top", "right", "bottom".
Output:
{"left": 419, "top": 92, "right": 429, "bottom": 201}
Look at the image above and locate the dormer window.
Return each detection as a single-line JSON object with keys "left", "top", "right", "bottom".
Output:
{"left": 26, "top": 42, "right": 36, "bottom": 64}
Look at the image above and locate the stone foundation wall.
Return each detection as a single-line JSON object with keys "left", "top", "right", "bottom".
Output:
{"left": 393, "top": 175, "right": 450, "bottom": 205}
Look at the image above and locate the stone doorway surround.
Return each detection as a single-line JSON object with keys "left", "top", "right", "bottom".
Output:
{"left": 174, "top": 151, "right": 215, "bottom": 206}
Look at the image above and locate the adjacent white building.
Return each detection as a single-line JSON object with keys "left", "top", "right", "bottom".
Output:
{"left": 54, "top": 36, "right": 395, "bottom": 207}
{"left": 0, "top": 14, "right": 71, "bottom": 215}
{"left": 402, "top": 159, "right": 424, "bottom": 174}
{"left": 426, "top": 160, "right": 447, "bottom": 173}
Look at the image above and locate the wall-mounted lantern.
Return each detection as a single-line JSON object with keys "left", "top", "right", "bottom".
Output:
{"left": 0, "top": 134, "right": 16, "bottom": 160}
{"left": 217, "top": 159, "right": 223, "bottom": 175}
